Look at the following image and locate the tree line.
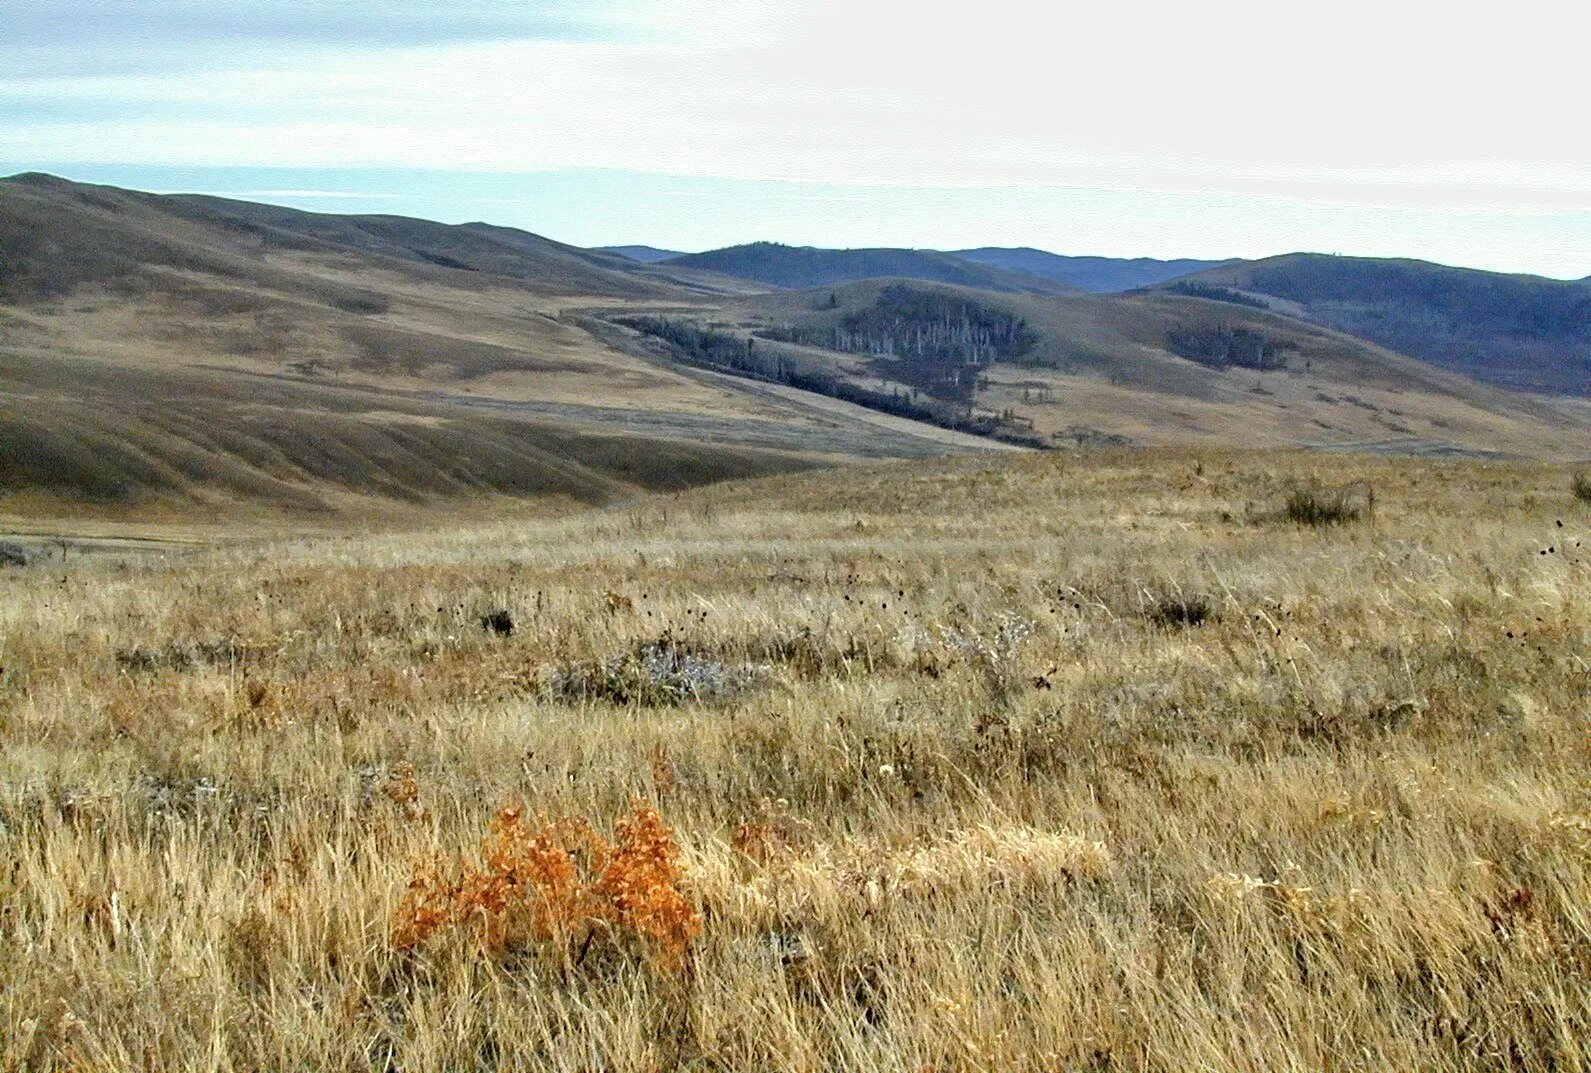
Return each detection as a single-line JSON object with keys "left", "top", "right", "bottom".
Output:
{"left": 755, "top": 285, "right": 1037, "bottom": 402}
{"left": 616, "top": 314, "right": 1047, "bottom": 447}
{"left": 1164, "top": 281, "right": 1271, "bottom": 310}
{"left": 1165, "top": 324, "right": 1290, "bottom": 370}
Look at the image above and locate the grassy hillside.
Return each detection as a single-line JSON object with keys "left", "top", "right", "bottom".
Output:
{"left": 620, "top": 279, "right": 1588, "bottom": 456}
{"left": 0, "top": 175, "right": 1005, "bottom": 519}
{"left": 2, "top": 449, "right": 1587, "bottom": 1070}
{"left": 660, "top": 241, "right": 1072, "bottom": 294}
{"left": 0, "top": 173, "right": 738, "bottom": 302}
{"left": 3, "top": 175, "right": 1586, "bottom": 522}
{"left": 1165, "top": 254, "right": 1591, "bottom": 395}
{"left": 0, "top": 348, "right": 828, "bottom": 521}
{"left": 952, "top": 247, "right": 1240, "bottom": 292}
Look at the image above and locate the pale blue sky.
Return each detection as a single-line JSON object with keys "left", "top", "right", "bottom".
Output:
{"left": 5, "top": 0, "right": 1588, "bottom": 278}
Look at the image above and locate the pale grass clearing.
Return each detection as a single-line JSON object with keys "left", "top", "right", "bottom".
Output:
{"left": 0, "top": 449, "right": 1587, "bottom": 1071}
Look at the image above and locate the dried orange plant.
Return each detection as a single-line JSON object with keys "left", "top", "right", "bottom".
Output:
{"left": 392, "top": 801, "right": 701, "bottom": 971}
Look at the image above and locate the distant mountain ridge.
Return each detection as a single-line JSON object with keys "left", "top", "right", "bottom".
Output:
{"left": 657, "top": 241, "right": 1073, "bottom": 294}
{"left": 596, "top": 245, "right": 687, "bottom": 263}
{"left": 596, "top": 239, "right": 1231, "bottom": 294}
{"left": 950, "top": 247, "right": 1242, "bottom": 292}
{"left": 1165, "top": 253, "right": 1591, "bottom": 395}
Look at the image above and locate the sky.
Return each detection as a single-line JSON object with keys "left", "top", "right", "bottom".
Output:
{"left": 4, "top": 0, "right": 1589, "bottom": 279}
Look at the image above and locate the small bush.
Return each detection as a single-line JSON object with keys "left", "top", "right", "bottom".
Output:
{"left": 546, "top": 634, "right": 769, "bottom": 706}
{"left": 0, "top": 541, "right": 36, "bottom": 568}
{"left": 478, "top": 609, "right": 515, "bottom": 636}
{"left": 329, "top": 293, "right": 390, "bottom": 315}
{"left": 1573, "top": 472, "right": 1591, "bottom": 504}
{"left": 392, "top": 802, "right": 700, "bottom": 972}
{"left": 938, "top": 613, "right": 1034, "bottom": 708}
{"left": 1283, "top": 483, "right": 1365, "bottom": 527}
{"left": 1144, "top": 593, "right": 1215, "bottom": 629}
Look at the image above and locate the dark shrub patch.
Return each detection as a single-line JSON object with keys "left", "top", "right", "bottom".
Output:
{"left": 479, "top": 609, "right": 515, "bottom": 637}
{"left": 1144, "top": 594, "right": 1216, "bottom": 629}
{"left": 546, "top": 634, "right": 768, "bottom": 707}
{"left": 1283, "top": 483, "right": 1367, "bottom": 527}
{"left": 0, "top": 541, "right": 36, "bottom": 567}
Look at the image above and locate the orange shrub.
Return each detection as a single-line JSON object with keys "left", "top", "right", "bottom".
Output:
{"left": 392, "top": 801, "right": 700, "bottom": 971}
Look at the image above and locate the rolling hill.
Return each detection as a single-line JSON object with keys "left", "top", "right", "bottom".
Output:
{"left": 0, "top": 347, "right": 816, "bottom": 517}
{"left": 2, "top": 175, "right": 1586, "bottom": 523}
{"left": 1161, "top": 254, "right": 1591, "bottom": 395}
{"left": 0, "top": 174, "right": 995, "bottom": 520}
{"left": 658, "top": 242, "right": 1072, "bottom": 294}
{"left": 0, "top": 172, "right": 733, "bottom": 303}
{"left": 604, "top": 278, "right": 1587, "bottom": 457}
{"left": 951, "top": 248, "right": 1241, "bottom": 292}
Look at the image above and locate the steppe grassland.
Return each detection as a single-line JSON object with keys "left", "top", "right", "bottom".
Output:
{"left": 1, "top": 449, "right": 1587, "bottom": 1071}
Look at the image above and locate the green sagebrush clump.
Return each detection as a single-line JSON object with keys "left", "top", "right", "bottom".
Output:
{"left": 546, "top": 634, "right": 770, "bottom": 707}
{"left": 1282, "top": 482, "right": 1370, "bottom": 527}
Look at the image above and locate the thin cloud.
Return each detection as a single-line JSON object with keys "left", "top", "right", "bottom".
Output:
{"left": 2, "top": 0, "right": 1584, "bottom": 276}
{"left": 209, "top": 189, "right": 406, "bottom": 200}
{"left": 5, "top": 0, "right": 661, "bottom": 77}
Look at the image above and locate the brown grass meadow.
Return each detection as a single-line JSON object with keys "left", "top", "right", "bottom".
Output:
{"left": 1, "top": 449, "right": 1588, "bottom": 1071}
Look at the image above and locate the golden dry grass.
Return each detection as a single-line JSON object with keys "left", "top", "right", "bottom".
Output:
{"left": 1, "top": 449, "right": 1588, "bottom": 1071}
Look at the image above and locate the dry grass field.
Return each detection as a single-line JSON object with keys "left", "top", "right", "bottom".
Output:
{"left": 2, "top": 449, "right": 1587, "bottom": 1071}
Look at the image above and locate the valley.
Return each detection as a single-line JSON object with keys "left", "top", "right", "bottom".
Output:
{"left": 5, "top": 174, "right": 1586, "bottom": 532}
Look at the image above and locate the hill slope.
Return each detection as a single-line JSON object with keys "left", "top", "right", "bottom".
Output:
{"left": 1164, "top": 254, "right": 1591, "bottom": 395}
{"left": 3, "top": 175, "right": 1585, "bottom": 522}
{"left": 660, "top": 242, "right": 1072, "bottom": 294}
{"left": 951, "top": 247, "right": 1241, "bottom": 292}
{"left": 0, "top": 172, "right": 734, "bottom": 303}
{"left": 0, "top": 175, "right": 992, "bottom": 519}
{"left": 0, "top": 348, "right": 818, "bottom": 518}
{"left": 608, "top": 278, "right": 1587, "bottom": 457}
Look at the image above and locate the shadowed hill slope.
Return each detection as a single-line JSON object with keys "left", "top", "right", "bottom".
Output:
{"left": 0, "top": 347, "right": 822, "bottom": 519}
{"left": 596, "top": 245, "right": 687, "bottom": 264}
{"left": 951, "top": 247, "right": 1240, "bottom": 292}
{"left": 621, "top": 278, "right": 1587, "bottom": 456}
{"left": 660, "top": 242, "right": 1073, "bottom": 294}
{"left": 1163, "top": 254, "right": 1591, "bottom": 395}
